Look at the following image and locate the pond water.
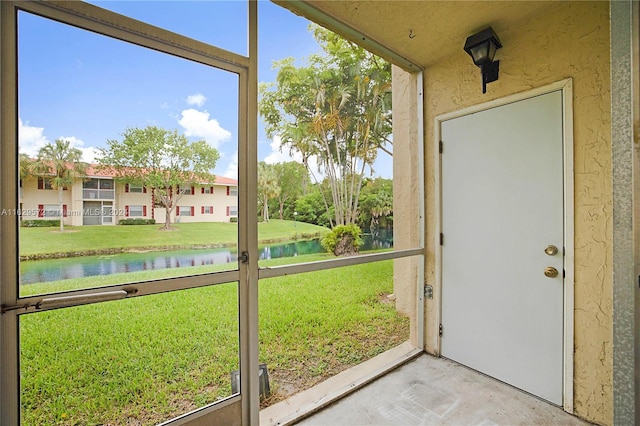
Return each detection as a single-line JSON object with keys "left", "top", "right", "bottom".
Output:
{"left": 20, "top": 231, "right": 392, "bottom": 285}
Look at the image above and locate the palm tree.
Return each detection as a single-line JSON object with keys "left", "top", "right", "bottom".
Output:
{"left": 257, "top": 162, "right": 280, "bottom": 223}
{"left": 32, "top": 139, "right": 86, "bottom": 232}
{"left": 19, "top": 153, "right": 33, "bottom": 224}
{"left": 19, "top": 153, "right": 32, "bottom": 181}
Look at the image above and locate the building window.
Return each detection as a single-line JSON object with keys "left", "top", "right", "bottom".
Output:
{"left": 178, "top": 186, "right": 194, "bottom": 195}
{"left": 177, "top": 206, "right": 194, "bottom": 216}
{"left": 226, "top": 206, "right": 238, "bottom": 216}
{"left": 39, "top": 204, "right": 67, "bottom": 218}
{"left": 202, "top": 206, "right": 214, "bottom": 214}
{"left": 100, "top": 180, "right": 114, "bottom": 190}
{"left": 37, "top": 177, "right": 53, "bottom": 190}
{"left": 83, "top": 178, "right": 114, "bottom": 199}
{"left": 37, "top": 177, "right": 67, "bottom": 190}
{"left": 127, "top": 205, "right": 146, "bottom": 217}
{"left": 227, "top": 186, "right": 238, "bottom": 196}
{"left": 83, "top": 178, "right": 112, "bottom": 190}
{"left": 83, "top": 179, "right": 98, "bottom": 189}
{"left": 202, "top": 186, "right": 213, "bottom": 194}
{"left": 128, "top": 184, "right": 144, "bottom": 193}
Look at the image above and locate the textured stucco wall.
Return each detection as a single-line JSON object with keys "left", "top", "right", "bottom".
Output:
{"left": 20, "top": 176, "right": 74, "bottom": 225}
{"left": 421, "top": 2, "right": 612, "bottom": 424}
{"left": 391, "top": 66, "right": 421, "bottom": 345}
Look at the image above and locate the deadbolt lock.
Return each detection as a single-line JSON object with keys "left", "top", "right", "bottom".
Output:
{"left": 544, "top": 267, "right": 559, "bottom": 278}
{"left": 544, "top": 245, "right": 559, "bottom": 256}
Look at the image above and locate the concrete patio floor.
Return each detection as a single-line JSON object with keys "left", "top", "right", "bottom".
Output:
{"left": 295, "top": 354, "right": 591, "bottom": 426}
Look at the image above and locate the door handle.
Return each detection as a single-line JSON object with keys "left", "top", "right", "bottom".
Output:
{"left": 544, "top": 267, "right": 559, "bottom": 278}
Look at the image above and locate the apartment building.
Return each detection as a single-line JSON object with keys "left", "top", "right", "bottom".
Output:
{"left": 20, "top": 164, "right": 238, "bottom": 226}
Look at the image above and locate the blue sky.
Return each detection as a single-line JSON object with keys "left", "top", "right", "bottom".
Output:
{"left": 17, "top": 1, "right": 392, "bottom": 180}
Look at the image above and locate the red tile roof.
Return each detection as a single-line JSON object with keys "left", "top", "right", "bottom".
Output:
{"left": 30, "top": 160, "right": 238, "bottom": 186}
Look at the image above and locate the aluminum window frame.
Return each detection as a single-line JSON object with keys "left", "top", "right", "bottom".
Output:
{"left": 1, "top": 1, "right": 425, "bottom": 425}
{"left": 1, "top": 1, "right": 257, "bottom": 424}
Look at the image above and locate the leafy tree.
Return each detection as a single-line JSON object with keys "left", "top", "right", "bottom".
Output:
{"left": 257, "top": 161, "right": 280, "bottom": 223}
{"left": 294, "top": 183, "right": 333, "bottom": 228}
{"left": 98, "top": 126, "right": 219, "bottom": 230}
{"left": 357, "top": 178, "right": 393, "bottom": 231}
{"left": 259, "top": 24, "right": 392, "bottom": 228}
{"left": 32, "top": 139, "right": 87, "bottom": 232}
{"left": 273, "top": 161, "right": 308, "bottom": 220}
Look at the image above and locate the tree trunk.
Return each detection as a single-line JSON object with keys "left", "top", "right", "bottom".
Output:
{"left": 164, "top": 207, "right": 172, "bottom": 230}
{"left": 58, "top": 187, "right": 64, "bottom": 232}
{"left": 161, "top": 186, "right": 173, "bottom": 230}
{"left": 262, "top": 195, "right": 269, "bottom": 223}
{"left": 333, "top": 234, "right": 359, "bottom": 256}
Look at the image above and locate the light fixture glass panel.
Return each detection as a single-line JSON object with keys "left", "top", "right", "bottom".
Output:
{"left": 470, "top": 43, "right": 490, "bottom": 65}
{"left": 487, "top": 41, "right": 498, "bottom": 62}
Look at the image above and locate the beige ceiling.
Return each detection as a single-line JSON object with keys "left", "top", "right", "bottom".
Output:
{"left": 273, "top": 1, "right": 552, "bottom": 69}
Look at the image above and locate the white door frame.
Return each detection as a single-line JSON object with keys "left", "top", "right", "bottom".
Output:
{"left": 433, "top": 78, "right": 575, "bottom": 413}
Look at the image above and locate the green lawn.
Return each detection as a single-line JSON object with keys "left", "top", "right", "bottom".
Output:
{"left": 20, "top": 220, "right": 328, "bottom": 257}
{"left": 18, "top": 224, "right": 405, "bottom": 425}
{"left": 19, "top": 254, "right": 409, "bottom": 425}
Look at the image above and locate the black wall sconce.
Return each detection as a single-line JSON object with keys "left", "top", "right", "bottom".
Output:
{"left": 464, "top": 27, "right": 502, "bottom": 94}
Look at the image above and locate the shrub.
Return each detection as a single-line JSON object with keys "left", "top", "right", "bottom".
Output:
{"left": 21, "top": 219, "right": 60, "bottom": 228}
{"left": 118, "top": 218, "right": 156, "bottom": 225}
{"left": 229, "top": 217, "right": 238, "bottom": 223}
{"left": 321, "top": 224, "right": 363, "bottom": 256}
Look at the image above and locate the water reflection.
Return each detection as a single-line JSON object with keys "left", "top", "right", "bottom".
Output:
{"left": 21, "top": 249, "right": 235, "bottom": 285}
{"left": 21, "top": 232, "right": 393, "bottom": 285}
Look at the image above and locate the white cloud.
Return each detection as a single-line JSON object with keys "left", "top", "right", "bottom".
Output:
{"left": 223, "top": 151, "right": 238, "bottom": 179}
{"left": 58, "top": 136, "right": 100, "bottom": 163}
{"left": 186, "top": 93, "right": 207, "bottom": 107}
{"left": 18, "top": 118, "right": 50, "bottom": 157}
{"left": 263, "top": 135, "right": 295, "bottom": 164}
{"left": 178, "top": 109, "right": 231, "bottom": 148}
{"left": 18, "top": 119, "right": 99, "bottom": 163}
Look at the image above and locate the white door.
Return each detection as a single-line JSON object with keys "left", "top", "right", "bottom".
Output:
{"left": 440, "top": 90, "right": 564, "bottom": 405}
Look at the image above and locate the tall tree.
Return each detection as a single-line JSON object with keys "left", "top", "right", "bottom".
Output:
{"left": 259, "top": 24, "right": 392, "bottom": 227}
{"left": 257, "top": 161, "right": 280, "bottom": 223}
{"left": 19, "top": 152, "right": 32, "bottom": 181}
{"left": 357, "top": 178, "right": 393, "bottom": 231}
{"left": 32, "top": 139, "right": 87, "bottom": 232}
{"left": 294, "top": 182, "right": 334, "bottom": 228}
{"left": 98, "top": 126, "right": 219, "bottom": 230}
{"left": 273, "top": 161, "right": 308, "bottom": 220}
{"left": 19, "top": 153, "right": 33, "bottom": 224}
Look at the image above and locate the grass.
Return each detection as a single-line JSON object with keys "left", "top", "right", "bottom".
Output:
{"left": 19, "top": 225, "right": 402, "bottom": 424}
{"left": 19, "top": 219, "right": 328, "bottom": 257}
{"left": 19, "top": 254, "right": 409, "bottom": 425}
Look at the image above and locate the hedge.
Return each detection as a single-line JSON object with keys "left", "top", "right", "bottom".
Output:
{"left": 118, "top": 218, "right": 156, "bottom": 225}
{"left": 21, "top": 219, "right": 60, "bottom": 228}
